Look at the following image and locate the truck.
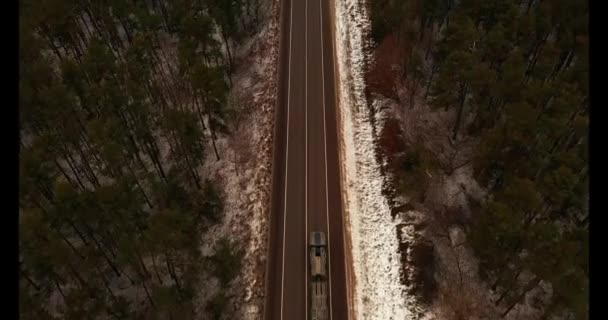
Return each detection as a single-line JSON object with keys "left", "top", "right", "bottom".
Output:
{"left": 309, "top": 231, "right": 329, "bottom": 320}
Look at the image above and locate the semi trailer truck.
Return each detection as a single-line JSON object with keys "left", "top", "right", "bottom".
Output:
{"left": 309, "top": 231, "right": 329, "bottom": 320}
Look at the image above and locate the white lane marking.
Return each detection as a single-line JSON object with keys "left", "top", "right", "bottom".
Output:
{"left": 319, "top": 0, "right": 333, "bottom": 319}
{"left": 280, "top": 0, "right": 295, "bottom": 317}
{"left": 305, "top": 0, "right": 309, "bottom": 319}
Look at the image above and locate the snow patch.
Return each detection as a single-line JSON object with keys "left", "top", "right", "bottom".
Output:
{"left": 334, "top": 0, "right": 418, "bottom": 318}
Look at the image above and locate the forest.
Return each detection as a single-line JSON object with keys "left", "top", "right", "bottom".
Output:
{"left": 19, "top": 0, "right": 263, "bottom": 318}
{"left": 370, "top": 0, "right": 588, "bottom": 318}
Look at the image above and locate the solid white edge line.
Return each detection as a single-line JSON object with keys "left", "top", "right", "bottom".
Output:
{"left": 319, "top": 0, "right": 333, "bottom": 319}
{"left": 305, "top": 0, "right": 309, "bottom": 319}
{"left": 280, "top": 0, "right": 294, "bottom": 317}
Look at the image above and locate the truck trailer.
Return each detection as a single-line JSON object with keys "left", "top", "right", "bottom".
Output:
{"left": 309, "top": 231, "right": 329, "bottom": 320}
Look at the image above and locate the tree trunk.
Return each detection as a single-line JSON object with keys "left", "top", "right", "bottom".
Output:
{"left": 239, "top": 8, "right": 248, "bottom": 35}
{"left": 196, "top": 139, "right": 206, "bottom": 167}
{"left": 80, "top": 130, "right": 103, "bottom": 165}
{"left": 220, "top": 29, "right": 234, "bottom": 87}
{"left": 144, "top": 80, "right": 166, "bottom": 112}
{"left": 63, "top": 152, "right": 88, "bottom": 191}
{"left": 552, "top": 48, "right": 572, "bottom": 78}
{"left": 89, "top": 232, "right": 122, "bottom": 278}
{"left": 562, "top": 50, "right": 576, "bottom": 71}
{"left": 54, "top": 159, "right": 78, "bottom": 188}
{"left": 119, "top": 18, "right": 132, "bottom": 45}
{"left": 142, "top": 277, "right": 156, "bottom": 308}
{"left": 96, "top": 264, "right": 119, "bottom": 304}
{"left": 78, "top": 14, "right": 94, "bottom": 39}
{"left": 194, "top": 89, "right": 209, "bottom": 132}
{"left": 158, "top": 0, "right": 171, "bottom": 32}
{"left": 452, "top": 84, "right": 469, "bottom": 140}
{"left": 493, "top": 100, "right": 507, "bottom": 124}
{"left": 526, "top": 0, "right": 535, "bottom": 14}
{"left": 526, "top": 33, "right": 550, "bottom": 79}
{"left": 194, "top": 94, "right": 208, "bottom": 131}
{"left": 70, "top": 33, "right": 85, "bottom": 61}
{"left": 21, "top": 271, "right": 41, "bottom": 291}
{"left": 210, "top": 130, "right": 221, "bottom": 161}
{"left": 82, "top": 4, "right": 102, "bottom": 36}
{"left": 409, "top": 82, "right": 417, "bottom": 109}
{"left": 188, "top": 157, "right": 202, "bottom": 189}
{"left": 104, "top": 18, "right": 125, "bottom": 57}
{"left": 253, "top": 0, "right": 262, "bottom": 27}
{"left": 147, "top": 135, "right": 168, "bottom": 184}
{"left": 126, "top": 163, "right": 154, "bottom": 209}
{"left": 165, "top": 251, "right": 182, "bottom": 294}
{"left": 35, "top": 180, "right": 55, "bottom": 204}
{"left": 127, "top": 131, "right": 149, "bottom": 173}
{"left": 495, "top": 268, "right": 523, "bottom": 305}
{"left": 57, "top": 229, "right": 85, "bottom": 260}
{"left": 74, "top": 21, "right": 89, "bottom": 51}
{"left": 134, "top": 246, "right": 151, "bottom": 279}
{"left": 151, "top": 253, "right": 163, "bottom": 284}
{"left": 44, "top": 35, "right": 65, "bottom": 62}
{"left": 100, "top": 229, "right": 119, "bottom": 259}
{"left": 53, "top": 276, "right": 68, "bottom": 302}
{"left": 200, "top": 94, "right": 221, "bottom": 161}
{"left": 418, "top": 17, "right": 426, "bottom": 42}
{"left": 233, "top": 148, "right": 239, "bottom": 176}
{"left": 67, "top": 260, "right": 87, "bottom": 289}
{"left": 169, "top": 128, "right": 202, "bottom": 189}
{"left": 425, "top": 63, "right": 438, "bottom": 99}
{"left": 425, "top": 23, "right": 434, "bottom": 61}
{"left": 76, "top": 142, "right": 101, "bottom": 189}
{"left": 148, "top": 46, "right": 180, "bottom": 108}
{"left": 502, "top": 277, "right": 541, "bottom": 318}
{"left": 525, "top": 201, "right": 552, "bottom": 227}
{"left": 245, "top": 0, "right": 254, "bottom": 30}
{"left": 67, "top": 219, "right": 89, "bottom": 246}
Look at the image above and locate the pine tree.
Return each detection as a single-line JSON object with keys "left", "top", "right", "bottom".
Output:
{"left": 371, "top": 0, "right": 588, "bottom": 316}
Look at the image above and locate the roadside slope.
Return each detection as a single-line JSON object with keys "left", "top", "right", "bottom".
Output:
{"left": 333, "top": 0, "right": 421, "bottom": 319}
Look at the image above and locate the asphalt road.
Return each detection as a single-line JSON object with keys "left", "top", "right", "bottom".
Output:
{"left": 265, "top": 0, "right": 348, "bottom": 318}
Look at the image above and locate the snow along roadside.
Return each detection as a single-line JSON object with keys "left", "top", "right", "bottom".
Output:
{"left": 333, "top": 0, "right": 414, "bottom": 319}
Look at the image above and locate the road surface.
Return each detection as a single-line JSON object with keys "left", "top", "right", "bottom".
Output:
{"left": 265, "top": 0, "right": 348, "bottom": 318}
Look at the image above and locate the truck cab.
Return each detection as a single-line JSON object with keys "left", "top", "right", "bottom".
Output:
{"left": 310, "top": 231, "right": 327, "bottom": 278}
